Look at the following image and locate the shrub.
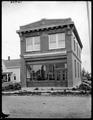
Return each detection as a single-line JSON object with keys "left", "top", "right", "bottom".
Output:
{"left": 64, "top": 89, "right": 66, "bottom": 93}
{"left": 2, "top": 82, "right": 21, "bottom": 91}
{"left": 8, "top": 84, "right": 14, "bottom": 89}
{"left": 34, "top": 87, "right": 39, "bottom": 90}
{"left": 79, "top": 83, "right": 91, "bottom": 91}
{"left": 13, "top": 83, "right": 21, "bottom": 90}
{"left": 72, "top": 87, "right": 77, "bottom": 91}
{"left": 51, "top": 88, "right": 54, "bottom": 91}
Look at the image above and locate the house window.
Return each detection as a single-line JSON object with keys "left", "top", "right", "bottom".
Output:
{"left": 34, "top": 36, "right": 40, "bottom": 51}
{"left": 73, "top": 33, "right": 77, "bottom": 52}
{"left": 26, "top": 37, "right": 33, "bottom": 51}
{"left": 78, "top": 62, "right": 79, "bottom": 77}
{"left": 80, "top": 49, "right": 81, "bottom": 59}
{"left": 74, "top": 40, "right": 75, "bottom": 51}
{"left": 57, "top": 33, "right": 65, "bottom": 48}
{"left": 49, "top": 33, "right": 65, "bottom": 49}
{"left": 49, "top": 34, "right": 56, "bottom": 49}
{"left": 78, "top": 47, "right": 79, "bottom": 58}
{"left": 74, "top": 60, "right": 76, "bottom": 77}
{"left": 80, "top": 63, "right": 81, "bottom": 78}
{"left": 26, "top": 36, "right": 40, "bottom": 51}
{"left": 79, "top": 49, "right": 80, "bottom": 58}
{"left": 75, "top": 42, "right": 77, "bottom": 53}
{"left": 77, "top": 44, "right": 78, "bottom": 56}
{"left": 77, "top": 62, "right": 78, "bottom": 78}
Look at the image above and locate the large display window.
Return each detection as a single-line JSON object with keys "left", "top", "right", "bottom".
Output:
{"left": 26, "top": 63, "right": 67, "bottom": 81}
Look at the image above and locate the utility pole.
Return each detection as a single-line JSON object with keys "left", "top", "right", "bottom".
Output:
{"left": 86, "top": 1, "right": 91, "bottom": 73}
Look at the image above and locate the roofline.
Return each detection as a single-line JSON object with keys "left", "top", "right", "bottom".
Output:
{"left": 16, "top": 19, "right": 83, "bottom": 49}
{"left": 20, "top": 18, "right": 72, "bottom": 28}
{"left": 70, "top": 24, "right": 83, "bottom": 49}
{"left": 16, "top": 22, "right": 74, "bottom": 34}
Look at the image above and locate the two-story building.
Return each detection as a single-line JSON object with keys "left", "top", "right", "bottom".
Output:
{"left": 17, "top": 18, "right": 83, "bottom": 88}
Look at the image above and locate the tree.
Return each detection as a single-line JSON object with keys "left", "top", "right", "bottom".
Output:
{"left": 85, "top": 71, "right": 91, "bottom": 81}
{"left": 82, "top": 68, "right": 86, "bottom": 77}
{"left": 81, "top": 67, "right": 91, "bottom": 81}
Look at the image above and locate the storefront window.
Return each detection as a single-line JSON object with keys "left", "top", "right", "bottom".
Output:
{"left": 26, "top": 63, "right": 67, "bottom": 81}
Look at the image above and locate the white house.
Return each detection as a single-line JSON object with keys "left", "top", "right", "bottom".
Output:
{"left": 2, "top": 57, "right": 20, "bottom": 83}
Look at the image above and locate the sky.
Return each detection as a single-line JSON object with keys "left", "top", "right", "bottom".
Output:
{"left": 2, "top": 1, "right": 91, "bottom": 73}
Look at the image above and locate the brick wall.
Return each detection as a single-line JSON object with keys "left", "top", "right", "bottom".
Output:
{"left": 20, "top": 27, "right": 76, "bottom": 87}
{"left": 20, "top": 35, "right": 26, "bottom": 87}
{"left": 40, "top": 32, "right": 49, "bottom": 52}
{"left": 65, "top": 29, "right": 73, "bottom": 87}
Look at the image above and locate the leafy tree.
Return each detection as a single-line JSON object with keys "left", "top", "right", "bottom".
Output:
{"left": 81, "top": 67, "right": 91, "bottom": 81}
{"left": 85, "top": 71, "right": 91, "bottom": 81}
{"left": 82, "top": 68, "right": 86, "bottom": 77}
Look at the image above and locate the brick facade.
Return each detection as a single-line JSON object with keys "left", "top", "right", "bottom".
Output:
{"left": 17, "top": 18, "right": 83, "bottom": 88}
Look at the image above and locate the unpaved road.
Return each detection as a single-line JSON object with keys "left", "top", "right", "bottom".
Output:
{"left": 2, "top": 95, "right": 91, "bottom": 118}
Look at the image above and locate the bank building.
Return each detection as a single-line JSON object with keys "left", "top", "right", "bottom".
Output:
{"left": 17, "top": 18, "right": 83, "bottom": 88}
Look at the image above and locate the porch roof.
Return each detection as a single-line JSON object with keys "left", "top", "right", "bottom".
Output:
{"left": 2, "top": 72, "right": 13, "bottom": 75}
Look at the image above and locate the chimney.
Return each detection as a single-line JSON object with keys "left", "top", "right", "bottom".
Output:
{"left": 8, "top": 56, "right": 10, "bottom": 61}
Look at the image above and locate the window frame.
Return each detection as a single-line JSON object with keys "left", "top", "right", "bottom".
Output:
{"left": 74, "top": 59, "right": 76, "bottom": 78}
{"left": 49, "top": 33, "right": 65, "bottom": 50}
{"left": 26, "top": 36, "right": 40, "bottom": 52}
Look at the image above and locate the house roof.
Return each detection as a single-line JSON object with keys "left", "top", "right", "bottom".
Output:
{"left": 16, "top": 18, "right": 83, "bottom": 49}
{"left": 3, "top": 59, "right": 20, "bottom": 68}
{"left": 17, "top": 18, "right": 74, "bottom": 33}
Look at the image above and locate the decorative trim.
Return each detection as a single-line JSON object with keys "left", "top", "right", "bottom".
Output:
{"left": 23, "top": 50, "right": 66, "bottom": 58}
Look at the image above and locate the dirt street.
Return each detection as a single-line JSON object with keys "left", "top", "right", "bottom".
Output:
{"left": 2, "top": 95, "right": 91, "bottom": 118}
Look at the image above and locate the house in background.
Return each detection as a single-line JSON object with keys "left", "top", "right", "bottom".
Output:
{"left": 17, "top": 18, "right": 83, "bottom": 88}
{"left": 2, "top": 59, "right": 12, "bottom": 82}
{"left": 2, "top": 56, "right": 20, "bottom": 83}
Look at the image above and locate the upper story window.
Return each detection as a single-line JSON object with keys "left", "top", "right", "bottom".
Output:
{"left": 58, "top": 33, "right": 65, "bottom": 48}
{"left": 74, "top": 59, "right": 76, "bottom": 78}
{"left": 49, "top": 34, "right": 56, "bottom": 49}
{"left": 78, "top": 46, "right": 81, "bottom": 59}
{"left": 77, "top": 43, "right": 78, "bottom": 56}
{"left": 74, "top": 39, "right": 75, "bottom": 51}
{"left": 49, "top": 33, "right": 65, "bottom": 49}
{"left": 26, "top": 36, "right": 40, "bottom": 52}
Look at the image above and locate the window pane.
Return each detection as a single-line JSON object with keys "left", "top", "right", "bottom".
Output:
{"left": 49, "top": 34, "right": 56, "bottom": 43}
{"left": 58, "top": 41, "right": 65, "bottom": 48}
{"left": 34, "top": 36, "right": 40, "bottom": 45}
{"left": 77, "top": 44, "right": 78, "bottom": 56}
{"left": 49, "top": 34, "right": 56, "bottom": 49}
{"left": 57, "top": 33, "right": 65, "bottom": 48}
{"left": 78, "top": 62, "right": 79, "bottom": 77}
{"left": 32, "top": 65, "right": 46, "bottom": 80}
{"left": 75, "top": 60, "right": 76, "bottom": 77}
{"left": 74, "top": 40, "right": 75, "bottom": 51}
{"left": 26, "top": 37, "right": 33, "bottom": 51}
{"left": 33, "top": 36, "right": 40, "bottom": 51}
{"left": 58, "top": 33, "right": 65, "bottom": 40}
